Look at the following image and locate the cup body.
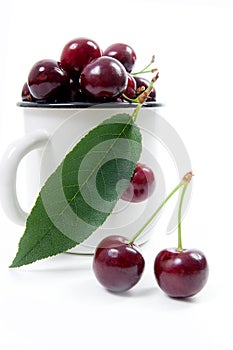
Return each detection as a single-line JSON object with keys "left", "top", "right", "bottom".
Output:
{"left": 16, "top": 102, "right": 164, "bottom": 253}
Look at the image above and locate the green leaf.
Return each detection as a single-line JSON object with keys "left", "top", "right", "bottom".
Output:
{"left": 10, "top": 113, "right": 142, "bottom": 268}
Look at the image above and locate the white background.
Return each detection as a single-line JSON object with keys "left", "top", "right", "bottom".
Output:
{"left": 0, "top": 0, "right": 233, "bottom": 349}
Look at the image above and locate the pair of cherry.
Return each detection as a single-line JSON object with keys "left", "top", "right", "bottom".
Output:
{"left": 93, "top": 172, "right": 209, "bottom": 298}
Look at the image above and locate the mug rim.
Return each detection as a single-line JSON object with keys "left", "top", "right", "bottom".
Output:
{"left": 17, "top": 101, "right": 162, "bottom": 109}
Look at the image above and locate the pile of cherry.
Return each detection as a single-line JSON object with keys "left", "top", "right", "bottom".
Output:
{"left": 21, "top": 37, "right": 156, "bottom": 103}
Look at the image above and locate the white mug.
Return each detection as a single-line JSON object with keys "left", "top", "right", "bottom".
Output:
{"left": 0, "top": 101, "right": 165, "bottom": 254}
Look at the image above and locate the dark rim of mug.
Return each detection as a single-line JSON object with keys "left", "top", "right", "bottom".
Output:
{"left": 17, "top": 101, "right": 162, "bottom": 109}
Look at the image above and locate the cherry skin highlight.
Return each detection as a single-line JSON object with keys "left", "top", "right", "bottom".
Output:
{"left": 93, "top": 235, "right": 145, "bottom": 292}
{"left": 80, "top": 56, "right": 127, "bottom": 101}
{"left": 154, "top": 248, "right": 209, "bottom": 298}
{"left": 121, "top": 163, "right": 155, "bottom": 202}
{"left": 103, "top": 43, "right": 136, "bottom": 73}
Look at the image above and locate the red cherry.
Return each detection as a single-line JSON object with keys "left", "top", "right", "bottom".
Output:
{"left": 123, "top": 73, "right": 137, "bottom": 100}
{"left": 28, "top": 59, "right": 69, "bottom": 100}
{"left": 21, "top": 82, "right": 34, "bottom": 102}
{"left": 60, "top": 37, "right": 102, "bottom": 81}
{"left": 121, "top": 163, "right": 155, "bottom": 202}
{"left": 154, "top": 248, "right": 209, "bottom": 298}
{"left": 103, "top": 43, "right": 136, "bottom": 73}
{"left": 80, "top": 56, "right": 127, "bottom": 101}
{"left": 93, "top": 235, "right": 145, "bottom": 292}
{"left": 134, "top": 76, "right": 156, "bottom": 101}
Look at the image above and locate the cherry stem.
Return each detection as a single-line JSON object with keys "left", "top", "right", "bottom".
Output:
{"left": 177, "top": 171, "right": 193, "bottom": 251}
{"left": 177, "top": 183, "right": 187, "bottom": 251}
{"left": 131, "top": 73, "right": 159, "bottom": 122}
{"left": 131, "top": 103, "right": 142, "bottom": 122}
{"left": 127, "top": 182, "right": 184, "bottom": 245}
{"left": 132, "top": 55, "right": 156, "bottom": 75}
{"left": 127, "top": 171, "right": 193, "bottom": 245}
{"left": 122, "top": 94, "right": 138, "bottom": 104}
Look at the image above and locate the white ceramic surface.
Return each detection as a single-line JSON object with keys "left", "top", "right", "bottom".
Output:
{"left": 0, "top": 103, "right": 164, "bottom": 253}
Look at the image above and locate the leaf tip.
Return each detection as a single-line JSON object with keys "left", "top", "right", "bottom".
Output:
{"left": 9, "top": 259, "right": 19, "bottom": 268}
{"left": 9, "top": 253, "right": 23, "bottom": 268}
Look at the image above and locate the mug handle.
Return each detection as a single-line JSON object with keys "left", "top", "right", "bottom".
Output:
{"left": 0, "top": 130, "right": 49, "bottom": 226}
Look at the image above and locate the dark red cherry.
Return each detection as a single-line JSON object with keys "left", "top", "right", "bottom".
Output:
{"left": 134, "top": 76, "right": 156, "bottom": 101}
{"left": 103, "top": 43, "right": 136, "bottom": 73}
{"left": 93, "top": 235, "right": 145, "bottom": 292}
{"left": 21, "top": 82, "right": 34, "bottom": 102}
{"left": 60, "top": 37, "right": 102, "bottom": 81}
{"left": 80, "top": 56, "right": 127, "bottom": 101}
{"left": 121, "top": 163, "right": 155, "bottom": 202}
{"left": 65, "top": 81, "right": 83, "bottom": 102}
{"left": 28, "top": 59, "right": 69, "bottom": 100}
{"left": 154, "top": 248, "right": 209, "bottom": 298}
{"left": 123, "top": 73, "right": 137, "bottom": 100}
{"left": 64, "top": 80, "right": 91, "bottom": 102}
